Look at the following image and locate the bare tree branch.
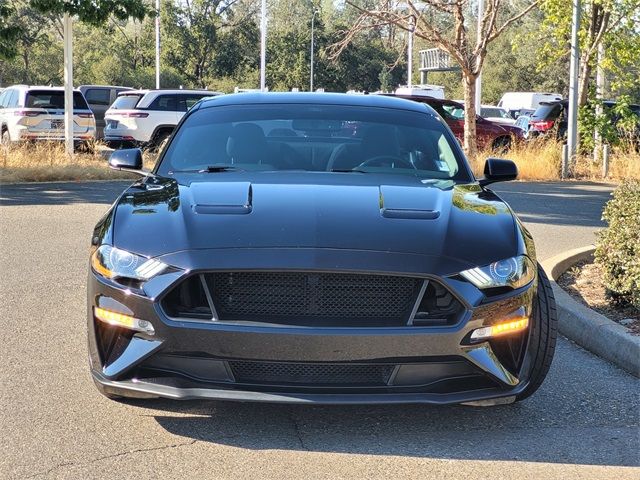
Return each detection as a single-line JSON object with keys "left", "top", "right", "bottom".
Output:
{"left": 487, "top": 0, "right": 539, "bottom": 43}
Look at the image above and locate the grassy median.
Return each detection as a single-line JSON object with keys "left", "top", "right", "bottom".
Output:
{"left": 0, "top": 142, "right": 158, "bottom": 184}
{"left": 0, "top": 139, "right": 638, "bottom": 183}
{"left": 471, "top": 138, "right": 640, "bottom": 181}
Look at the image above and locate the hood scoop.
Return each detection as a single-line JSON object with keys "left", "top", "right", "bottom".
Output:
{"left": 191, "top": 182, "right": 252, "bottom": 214}
{"left": 379, "top": 185, "right": 441, "bottom": 220}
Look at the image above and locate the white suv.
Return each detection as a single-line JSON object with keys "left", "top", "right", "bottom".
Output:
{"left": 104, "top": 89, "right": 222, "bottom": 149}
{"left": 0, "top": 85, "right": 96, "bottom": 145}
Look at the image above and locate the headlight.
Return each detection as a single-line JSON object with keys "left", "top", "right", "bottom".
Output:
{"left": 460, "top": 255, "right": 535, "bottom": 290}
{"left": 91, "top": 245, "right": 167, "bottom": 281}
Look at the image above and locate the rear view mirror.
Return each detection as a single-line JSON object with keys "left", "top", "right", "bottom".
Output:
{"left": 108, "top": 148, "right": 144, "bottom": 172}
{"left": 479, "top": 158, "right": 518, "bottom": 187}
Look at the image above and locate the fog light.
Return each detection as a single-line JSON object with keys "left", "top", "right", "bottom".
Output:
{"left": 471, "top": 317, "right": 529, "bottom": 341}
{"left": 94, "top": 307, "right": 155, "bottom": 335}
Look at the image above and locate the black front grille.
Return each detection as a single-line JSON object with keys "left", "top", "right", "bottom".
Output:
{"left": 229, "top": 361, "right": 395, "bottom": 386}
{"left": 205, "top": 271, "right": 421, "bottom": 325}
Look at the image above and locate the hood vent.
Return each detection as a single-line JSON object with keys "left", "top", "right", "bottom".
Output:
{"left": 379, "top": 185, "right": 441, "bottom": 220}
{"left": 191, "top": 181, "right": 252, "bottom": 214}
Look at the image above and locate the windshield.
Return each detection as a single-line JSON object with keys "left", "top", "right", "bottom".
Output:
{"left": 531, "top": 103, "right": 562, "bottom": 121}
{"left": 25, "top": 91, "right": 89, "bottom": 110}
{"left": 157, "top": 104, "right": 471, "bottom": 181}
{"left": 111, "top": 94, "right": 143, "bottom": 110}
{"left": 482, "top": 107, "right": 510, "bottom": 119}
{"left": 441, "top": 104, "right": 465, "bottom": 120}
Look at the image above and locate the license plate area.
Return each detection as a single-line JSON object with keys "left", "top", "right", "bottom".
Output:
{"left": 51, "top": 119, "right": 64, "bottom": 129}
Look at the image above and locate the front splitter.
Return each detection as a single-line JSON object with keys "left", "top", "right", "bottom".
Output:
{"left": 92, "top": 370, "right": 527, "bottom": 405}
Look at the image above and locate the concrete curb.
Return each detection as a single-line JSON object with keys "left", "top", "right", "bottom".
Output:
{"left": 541, "top": 247, "right": 640, "bottom": 377}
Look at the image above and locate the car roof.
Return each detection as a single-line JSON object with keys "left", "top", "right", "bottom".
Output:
{"left": 8, "top": 85, "right": 82, "bottom": 92}
{"left": 79, "top": 85, "right": 133, "bottom": 90}
{"left": 379, "top": 93, "right": 463, "bottom": 108}
{"left": 118, "top": 89, "right": 222, "bottom": 96}
{"left": 198, "top": 92, "right": 434, "bottom": 114}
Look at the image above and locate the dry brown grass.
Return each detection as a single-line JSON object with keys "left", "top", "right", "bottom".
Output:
{"left": 1, "top": 138, "right": 638, "bottom": 184}
{"left": 472, "top": 137, "right": 640, "bottom": 182}
{"left": 0, "top": 142, "right": 158, "bottom": 184}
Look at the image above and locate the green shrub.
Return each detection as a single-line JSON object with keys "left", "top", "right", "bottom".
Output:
{"left": 595, "top": 180, "right": 640, "bottom": 309}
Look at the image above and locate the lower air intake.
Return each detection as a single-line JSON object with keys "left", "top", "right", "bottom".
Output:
{"left": 229, "top": 361, "right": 395, "bottom": 386}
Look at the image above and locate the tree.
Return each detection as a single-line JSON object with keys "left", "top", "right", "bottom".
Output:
{"left": 0, "top": 0, "right": 21, "bottom": 59}
{"left": 331, "top": 0, "right": 539, "bottom": 157}
{"left": 161, "top": 0, "right": 259, "bottom": 88}
{"left": 539, "top": 0, "right": 640, "bottom": 107}
{"left": 29, "top": 0, "right": 148, "bottom": 26}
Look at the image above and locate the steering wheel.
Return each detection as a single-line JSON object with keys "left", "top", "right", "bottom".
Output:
{"left": 357, "top": 155, "right": 415, "bottom": 170}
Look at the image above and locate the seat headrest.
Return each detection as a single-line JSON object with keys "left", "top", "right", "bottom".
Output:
{"left": 226, "top": 123, "right": 267, "bottom": 163}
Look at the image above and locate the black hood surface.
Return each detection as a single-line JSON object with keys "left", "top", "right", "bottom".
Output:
{"left": 111, "top": 172, "right": 519, "bottom": 273}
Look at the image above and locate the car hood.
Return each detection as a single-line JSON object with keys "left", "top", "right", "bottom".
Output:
{"left": 111, "top": 173, "right": 518, "bottom": 273}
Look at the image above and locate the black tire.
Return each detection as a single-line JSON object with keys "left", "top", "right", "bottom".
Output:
{"left": 147, "top": 129, "right": 172, "bottom": 153}
{"left": 1, "top": 129, "right": 10, "bottom": 147}
{"left": 516, "top": 264, "right": 558, "bottom": 401}
{"left": 492, "top": 135, "right": 512, "bottom": 153}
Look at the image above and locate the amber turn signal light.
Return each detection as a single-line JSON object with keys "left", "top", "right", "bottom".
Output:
{"left": 94, "top": 307, "right": 155, "bottom": 335}
{"left": 471, "top": 317, "right": 529, "bottom": 341}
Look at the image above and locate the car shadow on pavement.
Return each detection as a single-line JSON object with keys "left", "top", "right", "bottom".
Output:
{"left": 491, "top": 181, "right": 614, "bottom": 228}
{"left": 137, "top": 339, "right": 639, "bottom": 467}
{"left": 0, "top": 181, "right": 132, "bottom": 206}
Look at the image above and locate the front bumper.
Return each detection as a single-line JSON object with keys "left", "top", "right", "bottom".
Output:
{"left": 88, "top": 256, "right": 536, "bottom": 404}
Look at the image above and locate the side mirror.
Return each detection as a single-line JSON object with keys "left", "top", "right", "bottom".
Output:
{"left": 108, "top": 148, "right": 144, "bottom": 174}
{"left": 479, "top": 158, "right": 518, "bottom": 187}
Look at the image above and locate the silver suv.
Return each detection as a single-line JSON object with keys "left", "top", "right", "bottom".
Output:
{"left": 0, "top": 85, "right": 96, "bottom": 145}
{"left": 104, "top": 89, "right": 222, "bottom": 149}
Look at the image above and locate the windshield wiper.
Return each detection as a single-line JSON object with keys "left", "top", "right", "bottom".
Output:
{"left": 170, "top": 164, "right": 244, "bottom": 174}
{"left": 330, "top": 168, "right": 369, "bottom": 173}
{"left": 199, "top": 165, "right": 244, "bottom": 173}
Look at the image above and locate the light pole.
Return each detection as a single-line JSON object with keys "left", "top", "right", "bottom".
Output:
{"left": 310, "top": 10, "right": 319, "bottom": 92}
{"left": 566, "top": 0, "right": 581, "bottom": 178}
{"left": 155, "top": 0, "right": 160, "bottom": 89}
{"left": 63, "top": 12, "right": 73, "bottom": 156}
{"left": 260, "top": 0, "right": 267, "bottom": 91}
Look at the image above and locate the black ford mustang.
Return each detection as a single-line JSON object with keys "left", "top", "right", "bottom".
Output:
{"left": 88, "top": 93, "right": 557, "bottom": 405}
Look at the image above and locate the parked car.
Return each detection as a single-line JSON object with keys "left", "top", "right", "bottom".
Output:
{"left": 0, "top": 85, "right": 95, "bottom": 145}
{"left": 386, "top": 94, "right": 524, "bottom": 150}
{"left": 480, "top": 105, "right": 516, "bottom": 126}
{"left": 395, "top": 85, "right": 445, "bottom": 99}
{"left": 89, "top": 92, "right": 556, "bottom": 404}
{"left": 514, "top": 114, "right": 532, "bottom": 138}
{"left": 103, "top": 89, "right": 222, "bottom": 149}
{"left": 79, "top": 85, "right": 133, "bottom": 139}
{"left": 498, "top": 92, "right": 563, "bottom": 118}
{"left": 529, "top": 100, "right": 640, "bottom": 143}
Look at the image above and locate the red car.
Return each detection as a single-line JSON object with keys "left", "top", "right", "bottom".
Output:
{"left": 384, "top": 94, "right": 524, "bottom": 150}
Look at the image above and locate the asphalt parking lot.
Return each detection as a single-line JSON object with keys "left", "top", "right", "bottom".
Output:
{"left": 0, "top": 180, "right": 638, "bottom": 480}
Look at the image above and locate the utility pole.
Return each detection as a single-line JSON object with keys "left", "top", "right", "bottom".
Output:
{"left": 155, "top": 0, "right": 160, "bottom": 89}
{"left": 565, "top": 0, "right": 581, "bottom": 178}
{"left": 475, "top": 0, "right": 483, "bottom": 114}
{"left": 310, "top": 10, "right": 318, "bottom": 92}
{"left": 260, "top": 0, "right": 267, "bottom": 91}
{"left": 63, "top": 13, "right": 73, "bottom": 156}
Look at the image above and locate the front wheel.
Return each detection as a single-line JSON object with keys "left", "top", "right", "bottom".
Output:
{"left": 492, "top": 135, "right": 512, "bottom": 153}
{"left": 1, "top": 129, "right": 11, "bottom": 148}
{"left": 516, "top": 265, "right": 558, "bottom": 401}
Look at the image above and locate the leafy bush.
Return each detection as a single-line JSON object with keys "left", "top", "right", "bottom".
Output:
{"left": 595, "top": 181, "right": 640, "bottom": 309}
